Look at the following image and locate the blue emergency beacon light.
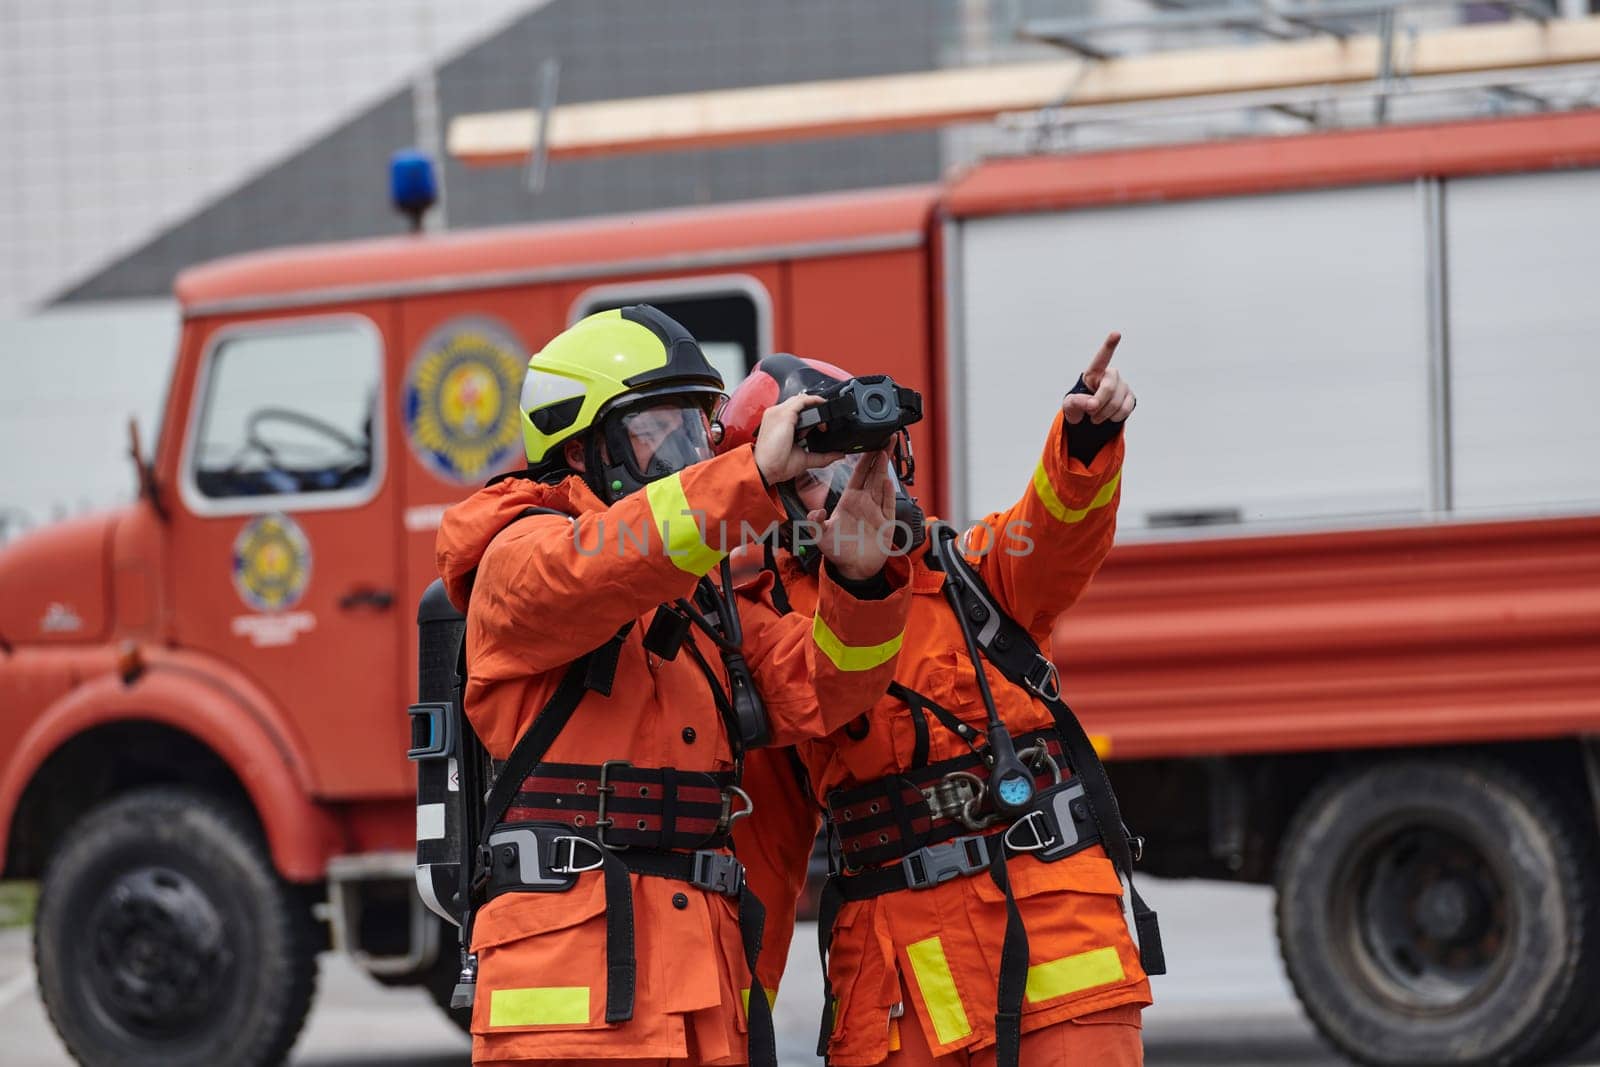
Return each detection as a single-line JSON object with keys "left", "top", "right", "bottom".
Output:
{"left": 390, "top": 149, "right": 438, "bottom": 233}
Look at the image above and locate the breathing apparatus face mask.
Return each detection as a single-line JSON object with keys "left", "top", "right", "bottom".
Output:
{"left": 589, "top": 391, "right": 722, "bottom": 501}
{"left": 780, "top": 434, "right": 927, "bottom": 562}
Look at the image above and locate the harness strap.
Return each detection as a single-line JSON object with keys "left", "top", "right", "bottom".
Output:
{"left": 764, "top": 539, "right": 795, "bottom": 617}
{"left": 474, "top": 629, "right": 630, "bottom": 860}
{"left": 929, "top": 526, "right": 1165, "bottom": 979}
{"left": 889, "top": 681, "right": 982, "bottom": 753}
{"left": 599, "top": 846, "right": 635, "bottom": 1022}
{"left": 988, "top": 847, "right": 1028, "bottom": 1067}
{"left": 739, "top": 888, "right": 778, "bottom": 1067}
{"left": 814, "top": 876, "right": 844, "bottom": 1059}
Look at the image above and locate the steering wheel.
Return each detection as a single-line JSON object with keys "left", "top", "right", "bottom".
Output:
{"left": 220, "top": 408, "right": 369, "bottom": 491}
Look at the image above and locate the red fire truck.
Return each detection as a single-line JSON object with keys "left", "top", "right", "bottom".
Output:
{"left": 1, "top": 108, "right": 1597, "bottom": 1067}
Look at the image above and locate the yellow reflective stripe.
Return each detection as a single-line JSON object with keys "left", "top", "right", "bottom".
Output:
{"left": 1024, "top": 946, "right": 1125, "bottom": 1004}
{"left": 812, "top": 614, "right": 904, "bottom": 673}
{"left": 1032, "top": 465, "right": 1121, "bottom": 525}
{"left": 906, "top": 936, "right": 972, "bottom": 1045}
{"left": 488, "top": 986, "right": 590, "bottom": 1027}
{"left": 644, "top": 473, "right": 726, "bottom": 575}
{"left": 741, "top": 987, "right": 779, "bottom": 1012}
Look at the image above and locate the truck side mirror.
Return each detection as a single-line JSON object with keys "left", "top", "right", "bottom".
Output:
{"left": 127, "top": 417, "right": 167, "bottom": 521}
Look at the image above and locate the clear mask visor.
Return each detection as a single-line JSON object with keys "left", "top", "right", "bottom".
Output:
{"left": 606, "top": 398, "right": 717, "bottom": 484}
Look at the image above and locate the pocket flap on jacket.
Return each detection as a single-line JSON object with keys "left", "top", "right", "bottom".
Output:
{"left": 471, "top": 873, "right": 608, "bottom": 949}
{"left": 972, "top": 849, "right": 1124, "bottom": 903}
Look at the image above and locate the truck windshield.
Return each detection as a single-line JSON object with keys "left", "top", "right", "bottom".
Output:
{"left": 192, "top": 319, "right": 380, "bottom": 500}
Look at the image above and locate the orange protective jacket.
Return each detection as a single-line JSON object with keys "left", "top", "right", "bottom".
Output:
{"left": 436, "top": 444, "right": 911, "bottom": 1065}
{"left": 734, "top": 412, "right": 1150, "bottom": 1065}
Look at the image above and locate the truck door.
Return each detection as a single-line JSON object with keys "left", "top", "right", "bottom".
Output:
{"left": 167, "top": 307, "right": 404, "bottom": 797}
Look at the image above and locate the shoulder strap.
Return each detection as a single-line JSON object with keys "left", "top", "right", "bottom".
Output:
{"left": 458, "top": 505, "right": 634, "bottom": 846}
{"left": 929, "top": 526, "right": 1166, "bottom": 975}
{"left": 888, "top": 681, "right": 981, "bottom": 767}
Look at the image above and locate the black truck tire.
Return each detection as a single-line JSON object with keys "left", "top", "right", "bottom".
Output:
{"left": 34, "top": 786, "right": 320, "bottom": 1067}
{"left": 1275, "top": 758, "right": 1596, "bottom": 1067}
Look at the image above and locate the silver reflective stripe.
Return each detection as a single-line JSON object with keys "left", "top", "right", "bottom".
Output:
{"left": 416, "top": 802, "right": 446, "bottom": 841}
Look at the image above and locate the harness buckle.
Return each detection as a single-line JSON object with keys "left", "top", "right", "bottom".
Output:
{"left": 1022, "top": 656, "right": 1062, "bottom": 702}
{"left": 1002, "top": 810, "right": 1057, "bottom": 853}
{"left": 691, "top": 851, "right": 746, "bottom": 896}
{"left": 550, "top": 835, "right": 605, "bottom": 875}
{"left": 594, "top": 759, "right": 632, "bottom": 851}
{"left": 901, "top": 835, "right": 991, "bottom": 890}
{"left": 470, "top": 845, "right": 494, "bottom": 902}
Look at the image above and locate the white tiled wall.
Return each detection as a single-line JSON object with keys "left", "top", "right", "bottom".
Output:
{"left": 0, "top": 0, "right": 533, "bottom": 314}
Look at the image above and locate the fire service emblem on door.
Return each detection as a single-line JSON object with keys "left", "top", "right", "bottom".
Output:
{"left": 232, "top": 512, "right": 312, "bottom": 613}
{"left": 404, "top": 317, "right": 528, "bottom": 484}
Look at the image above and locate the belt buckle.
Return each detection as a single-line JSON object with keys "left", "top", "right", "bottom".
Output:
{"left": 690, "top": 850, "right": 745, "bottom": 896}
{"left": 594, "top": 759, "right": 632, "bottom": 851}
{"left": 550, "top": 835, "right": 605, "bottom": 875}
{"left": 900, "top": 835, "right": 990, "bottom": 890}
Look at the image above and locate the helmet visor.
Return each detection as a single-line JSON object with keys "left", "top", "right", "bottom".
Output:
{"left": 603, "top": 397, "right": 718, "bottom": 485}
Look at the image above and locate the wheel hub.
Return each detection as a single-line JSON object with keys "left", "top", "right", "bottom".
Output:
{"left": 1352, "top": 823, "right": 1509, "bottom": 1012}
{"left": 1415, "top": 878, "right": 1480, "bottom": 941}
{"left": 86, "top": 866, "right": 233, "bottom": 1038}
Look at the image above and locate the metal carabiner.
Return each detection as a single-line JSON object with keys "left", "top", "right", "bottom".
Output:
{"left": 923, "top": 770, "right": 984, "bottom": 823}
{"left": 954, "top": 771, "right": 1000, "bottom": 832}
{"left": 1017, "top": 744, "right": 1064, "bottom": 786}
{"left": 719, "top": 784, "right": 755, "bottom": 832}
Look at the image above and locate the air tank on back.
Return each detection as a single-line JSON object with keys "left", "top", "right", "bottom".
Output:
{"left": 408, "top": 578, "right": 469, "bottom": 925}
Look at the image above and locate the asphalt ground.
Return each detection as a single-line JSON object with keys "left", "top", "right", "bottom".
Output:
{"left": 3, "top": 879, "right": 1596, "bottom": 1067}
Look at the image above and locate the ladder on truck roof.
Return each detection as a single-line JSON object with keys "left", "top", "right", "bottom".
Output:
{"left": 447, "top": 2, "right": 1600, "bottom": 167}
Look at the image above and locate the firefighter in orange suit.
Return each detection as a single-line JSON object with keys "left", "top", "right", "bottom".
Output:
{"left": 435, "top": 306, "right": 912, "bottom": 1066}
{"left": 723, "top": 337, "right": 1156, "bottom": 1066}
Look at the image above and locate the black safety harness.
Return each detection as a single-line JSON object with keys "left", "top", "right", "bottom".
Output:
{"left": 767, "top": 523, "right": 1165, "bottom": 1067}
{"left": 450, "top": 506, "right": 777, "bottom": 1067}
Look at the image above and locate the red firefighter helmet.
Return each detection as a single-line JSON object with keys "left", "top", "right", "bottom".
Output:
{"left": 717, "top": 354, "right": 924, "bottom": 567}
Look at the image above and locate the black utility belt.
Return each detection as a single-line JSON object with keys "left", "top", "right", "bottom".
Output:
{"left": 827, "top": 728, "right": 1072, "bottom": 872}
{"left": 502, "top": 759, "right": 748, "bottom": 852}
{"left": 483, "top": 821, "right": 746, "bottom": 900}
{"left": 832, "top": 777, "right": 1103, "bottom": 902}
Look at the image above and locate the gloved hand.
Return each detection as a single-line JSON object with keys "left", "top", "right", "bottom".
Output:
{"left": 753, "top": 394, "right": 847, "bottom": 485}
{"left": 1063, "top": 331, "right": 1136, "bottom": 425}
{"left": 809, "top": 448, "right": 897, "bottom": 582}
